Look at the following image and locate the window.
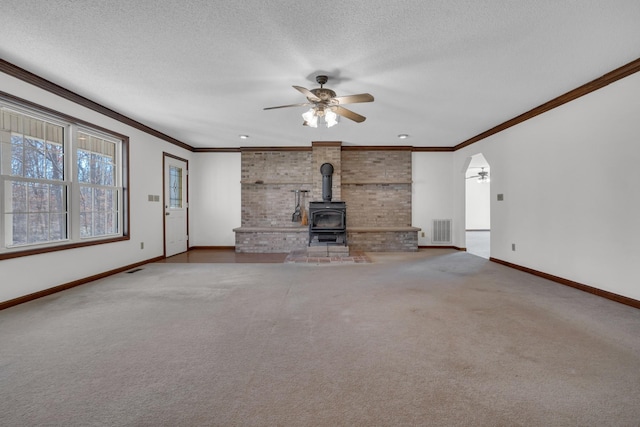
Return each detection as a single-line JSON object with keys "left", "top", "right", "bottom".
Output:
{"left": 169, "top": 165, "right": 183, "bottom": 208}
{"left": 77, "top": 132, "right": 119, "bottom": 238}
{"left": 0, "top": 96, "right": 128, "bottom": 258}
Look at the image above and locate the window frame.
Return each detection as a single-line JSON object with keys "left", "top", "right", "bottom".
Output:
{"left": 0, "top": 93, "right": 129, "bottom": 260}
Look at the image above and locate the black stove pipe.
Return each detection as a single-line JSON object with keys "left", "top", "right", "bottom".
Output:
{"left": 320, "top": 163, "right": 334, "bottom": 201}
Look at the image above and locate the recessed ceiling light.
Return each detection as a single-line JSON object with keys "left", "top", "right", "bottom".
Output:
{"left": 397, "top": 134, "right": 409, "bottom": 139}
{"left": 239, "top": 135, "right": 249, "bottom": 139}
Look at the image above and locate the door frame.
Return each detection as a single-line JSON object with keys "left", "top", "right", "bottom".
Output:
{"left": 163, "top": 152, "right": 189, "bottom": 257}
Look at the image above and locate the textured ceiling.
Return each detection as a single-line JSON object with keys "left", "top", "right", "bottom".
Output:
{"left": 1, "top": 1, "right": 639, "bottom": 149}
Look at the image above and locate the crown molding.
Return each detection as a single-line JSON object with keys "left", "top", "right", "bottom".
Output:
{"left": 342, "top": 145, "right": 413, "bottom": 151}
{"left": 454, "top": 57, "right": 640, "bottom": 150}
{"left": 193, "top": 147, "right": 241, "bottom": 153}
{"left": 240, "top": 146, "right": 312, "bottom": 152}
{"left": 4, "top": 56, "right": 639, "bottom": 154}
{"left": 0, "top": 59, "right": 194, "bottom": 152}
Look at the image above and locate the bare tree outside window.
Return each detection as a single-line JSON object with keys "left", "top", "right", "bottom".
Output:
{"left": 2, "top": 111, "right": 67, "bottom": 246}
{"left": 1, "top": 101, "right": 124, "bottom": 254}
{"left": 77, "top": 133, "right": 118, "bottom": 238}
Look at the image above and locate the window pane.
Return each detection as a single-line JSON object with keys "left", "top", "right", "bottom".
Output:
{"left": 28, "top": 213, "right": 48, "bottom": 243}
{"left": 105, "top": 212, "right": 116, "bottom": 235}
{"left": 103, "top": 160, "right": 115, "bottom": 186}
{"left": 8, "top": 214, "right": 27, "bottom": 246}
{"left": 24, "top": 137, "right": 45, "bottom": 179}
{"left": 5, "top": 113, "right": 64, "bottom": 180}
{"left": 46, "top": 142, "right": 64, "bottom": 180}
{"left": 95, "top": 211, "right": 106, "bottom": 236}
{"left": 49, "top": 213, "right": 67, "bottom": 241}
{"left": 77, "top": 149, "right": 91, "bottom": 183}
{"left": 80, "top": 212, "right": 92, "bottom": 238}
{"left": 28, "top": 182, "right": 49, "bottom": 212}
{"left": 169, "top": 166, "right": 182, "bottom": 208}
{"left": 79, "top": 186, "right": 118, "bottom": 238}
{"left": 80, "top": 186, "right": 93, "bottom": 213}
{"left": 77, "top": 134, "right": 116, "bottom": 186}
{"left": 11, "top": 134, "right": 24, "bottom": 175}
{"left": 49, "top": 184, "right": 65, "bottom": 212}
{"left": 11, "top": 181, "right": 27, "bottom": 212}
{"left": 4, "top": 180, "right": 69, "bottom": 246}
{"left": 91, "top": 152, "right": 101, "bottom": 184}
{"left": 95, "top": 187, "right": 105, "bottom": 235}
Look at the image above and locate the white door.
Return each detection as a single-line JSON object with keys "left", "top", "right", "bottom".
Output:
{"left": 164, "top": 155, "right": 188, "bottom": 257}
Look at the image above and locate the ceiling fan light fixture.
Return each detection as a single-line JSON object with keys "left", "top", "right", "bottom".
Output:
{"left": 302, "top": 108, "right": 318, "bottom": 127}
{"left": 302, "top": 107, "right": 339, "bottom": 128}
{"left": 477, "top": 169, "right": 490, "bottom": 183}
{"left": 325, "top": 109, "right": 338, "bottom": 127}
{"left": 267, "top": 75, "right": 373, "bottom": 128}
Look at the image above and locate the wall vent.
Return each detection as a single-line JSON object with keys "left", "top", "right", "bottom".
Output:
{"left": 432, "top": 219, "right": 452, "bottom": 243}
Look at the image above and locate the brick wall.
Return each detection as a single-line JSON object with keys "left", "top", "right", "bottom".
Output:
{"left": 341, "top": 150, "right": 412, "bottom": 182}
{"left": 342, "top": 184, "right": 411, "bottom": 227}
{"left": 348, "top": 230, "right": 418, "bottom": 252}
{"left": 311, "top": 142, "right": 341, "bottom": 201}
{"left": 236, "top": 145, "right": 418, "bottom": 252}
{"left": 241, "top": 150, "right": 312, "bottom": 227}
{"left": 341, "top": 150, "right": 412, "bottom": 227}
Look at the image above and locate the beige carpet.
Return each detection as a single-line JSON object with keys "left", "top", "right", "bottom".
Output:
{"left": 1, "top": 249, "right": 639, "bottom": 426}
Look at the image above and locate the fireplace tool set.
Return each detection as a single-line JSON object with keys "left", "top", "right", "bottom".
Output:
{"left": 291, "top": 190, "right": 309, "bottom": 224}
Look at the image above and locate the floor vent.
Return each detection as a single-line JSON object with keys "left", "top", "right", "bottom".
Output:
{"left": 126, "top": 268, "right": 143, "bottom": 274}
{"left": 432, "top": 219, "right": 452, "bottom": 243}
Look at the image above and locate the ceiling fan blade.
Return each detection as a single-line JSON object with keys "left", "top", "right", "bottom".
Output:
{"left": 332, "top": 93, "right": 374, "bottom": 104}
{"left": 466, "top": 175, "right": 480, "bottom": 179}
{"left": 293, "top": 86, "right": 321, "bottom": 102}
{"left": 263, "top": 102, "right": 311, "bottom": 110}
{"left": 332, "top": 106, "right": 366, "bottom": 123}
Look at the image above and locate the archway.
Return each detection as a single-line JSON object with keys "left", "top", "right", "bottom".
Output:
{"left": 465, "top": 153, "right": 490, "bottom": 258}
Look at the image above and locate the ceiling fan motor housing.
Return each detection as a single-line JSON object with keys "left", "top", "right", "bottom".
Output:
{"left": 309, "top": 88, "right": 337, "bottom": 103}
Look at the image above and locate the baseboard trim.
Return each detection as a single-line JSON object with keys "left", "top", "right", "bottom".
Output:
{"left": 0, "top": 255, "right": 164, "bottom": 311}
{"left": 490, "top": 257, "right": 640, "bottom": 309}
{"left": 419, "top": 245, "right": 466, "bottom": 251}
{"left": 189, "top": 246, "right": 236, "bottom": 250}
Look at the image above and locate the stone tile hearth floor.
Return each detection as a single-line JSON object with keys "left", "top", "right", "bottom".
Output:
{"left": 284, "top": 249, "right": 371, "bottom": 264}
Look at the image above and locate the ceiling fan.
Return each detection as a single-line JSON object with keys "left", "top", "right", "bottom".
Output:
{"left": 264, "top": 75, "right": 374, "bottom": 127}
{"left": 467, "top": 167, "right": 490, "bottom": 182}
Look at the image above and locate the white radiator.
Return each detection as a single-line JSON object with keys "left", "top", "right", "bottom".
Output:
{"left": 432, "top": 219, "right": 452, "bottom": 243}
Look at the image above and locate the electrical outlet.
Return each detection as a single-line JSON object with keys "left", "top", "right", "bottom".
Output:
{"left": 421, "top": 231, "right": 425, "bottom": 237}
{"left": 512, "top": 243, "right": 516, "bottom": 251}
{"left": 140, "top": 242, "right": 144, "bottom": 250}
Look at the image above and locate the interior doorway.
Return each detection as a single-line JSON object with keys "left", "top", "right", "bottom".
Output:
{"left": 164, "top": 153, "right": 189, "bottom": 257}
{"left": 464, "top": 154, "right": 490, "bottom": 258}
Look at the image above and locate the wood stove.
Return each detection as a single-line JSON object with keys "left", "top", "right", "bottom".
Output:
{"left": 308, "top": 201, "right": 347, "bottom": 246}
{"left": 309, "top": 162, "right": 347, "bottom": 246}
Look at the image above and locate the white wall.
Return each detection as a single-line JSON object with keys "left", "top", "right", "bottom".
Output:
{"left": 0, "top": 72, "right": 192, "bottom": 304}
{"left": 454, "top": 71, "right": 640, "bottom": 301}
{"left": 190, "top": 153, "right": 241, "bottom": 246}
{"left": 412, "top": 152, "right": 454, "bottom": 246}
